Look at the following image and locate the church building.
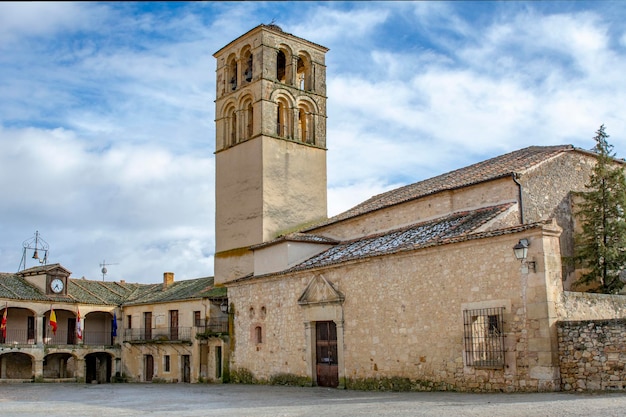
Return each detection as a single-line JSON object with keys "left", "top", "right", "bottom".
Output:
{"left": 214, "top": 24, "right": 626, "bottom": 392}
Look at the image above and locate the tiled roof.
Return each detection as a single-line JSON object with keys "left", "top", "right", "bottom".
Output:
{"left": 0, "top": 273, "right": 223, "bottom": 306}
{"left": 123, "top": 276, "right": 225, "bottom": 306}
{"left": 17, "top": 263, "right": 71, "bottom": 276}
{"left": 248, "top": 203, "right": 513, "bottom": 278}
{"left": 307, "top": 145, "right": 574, "bottom": 230}
{"left": 68, "top": 279, "right": 147, "bottom": 305}
{"left": 250, "top": 232, "right": 338, "bottom": 250}
{"left": 0, "top": 274, "right": 50, "bottom": 301}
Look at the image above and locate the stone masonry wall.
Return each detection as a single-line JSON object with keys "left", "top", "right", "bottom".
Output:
{"left": 228, "top": 227, "right": 563, "bottom": 392}
{"left": 558, "top": 319, "right": 626, "bottom": 391}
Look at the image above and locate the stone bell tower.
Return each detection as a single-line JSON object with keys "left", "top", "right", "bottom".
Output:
{"left": 213, "top": 24, "right": 329, "bottom": 284}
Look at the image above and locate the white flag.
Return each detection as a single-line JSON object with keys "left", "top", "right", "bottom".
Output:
{"left": 76, "top": 308, "right": 82, "bottom": 340}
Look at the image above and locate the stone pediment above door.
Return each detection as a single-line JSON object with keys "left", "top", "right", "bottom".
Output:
{"left": 298, "top": 275, "right": 344, "bottom": 306}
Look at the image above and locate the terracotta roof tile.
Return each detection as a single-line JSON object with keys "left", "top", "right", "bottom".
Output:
{"left": 251, "top": 232, "right": 338, "bottom": 250}
{"left": 307, "top": 145, "right": 573, "bottom": 230}
{"left": 0, "top": 273, "right": 223, "bottom": 306}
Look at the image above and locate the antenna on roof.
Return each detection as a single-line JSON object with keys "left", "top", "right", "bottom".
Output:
{"left": 99, "top": 260, "right": 119, "bottom": 281}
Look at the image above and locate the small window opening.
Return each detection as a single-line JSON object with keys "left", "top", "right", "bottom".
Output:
{"left": 277, "top": 51, "right": 286, "bottom": 83}
{"left": 229, "top": 109, "right": 237, "bottom": 145}
{"left": 277, "top": 102, "right": 286, "bottom": 137}
{"left": 244, "top": 51, "right": 253, "bottom": 82}
{"left": 297, "top": 56, "right": 306, "bottom": 90}
{"left": 164, "top": 355, "right": 170, "bottom": 373}
{"left": 229, "top": 58, "right": 238, "bottom": 91}
{"left": 255, "top": 326, "right": 263, "bottom": 344}
{"left": 246, "top": 102, "right": 253, "bottom": 139}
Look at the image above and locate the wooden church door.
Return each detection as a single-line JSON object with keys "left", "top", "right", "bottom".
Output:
{"left": 316, "top": 321, "right": 338, "bottom": 387}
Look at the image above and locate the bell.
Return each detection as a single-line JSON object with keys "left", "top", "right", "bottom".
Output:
{"left": 32, "top": 250, "right": 39, "bottom": 260}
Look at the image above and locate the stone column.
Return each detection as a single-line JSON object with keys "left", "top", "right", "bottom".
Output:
{"left": 36, "top": 314, "right": 44, "bottom": 345}
{"left": 34, "top": 358, "right": 44, "bottom": 380}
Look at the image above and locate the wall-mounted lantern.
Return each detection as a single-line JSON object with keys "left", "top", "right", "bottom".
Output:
{"left": 513, "top": 238, "right": 536, "bottom": 272}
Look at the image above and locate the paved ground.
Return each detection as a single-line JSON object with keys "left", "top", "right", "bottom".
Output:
{"left": 1, "top": 383, "right": 626, "bottom": 417}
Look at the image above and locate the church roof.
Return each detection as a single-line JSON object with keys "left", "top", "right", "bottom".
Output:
{"left": 307, "top": 145, "right": 575, "bottom": 230}
{"left": 232, "top": 203, "right": 521, "bottom": 283}
{"left": 250, "top": 232, "right": 338, "bottom": 250}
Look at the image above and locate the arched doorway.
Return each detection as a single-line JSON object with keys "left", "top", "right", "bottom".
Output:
{"left": 43, "top": 352, "right": 76, "bottom": 379}
{"left": 84, "top": 352, "right": 112, "bottom": 384}
{"left": 0, "top": 352, "right": 33, "bottom": 380}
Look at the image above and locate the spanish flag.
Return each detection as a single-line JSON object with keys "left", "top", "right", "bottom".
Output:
{"left": 50, "top": 308, "right": 57, "bottom": 335}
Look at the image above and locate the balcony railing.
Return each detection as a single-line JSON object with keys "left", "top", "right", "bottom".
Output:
{"left": 195, "top": 318, "right": 228, "bottom": 334}
{"left": 0, "top": 329, "right": 115, "bottom": 346}
{"left": 45, "top": 330, "right": 115, "bottom": 346}
{"left": 124, "top": 327, "right": 192, "bottom": 342}
{"left": 0, "top": 329, "right": 36, "bottom": 345}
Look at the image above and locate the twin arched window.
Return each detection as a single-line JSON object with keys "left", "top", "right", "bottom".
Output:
{"left": 275, "top": 98, "right": 315, "bottom": 144}
{"left": 276, "top": 49, "right": 313, "bottom": 91}
{"left": 225, "top": 48, "right": 254, "bottom": 94}
{"left": 224, "top": 98, "right": 254, "bottom": 147}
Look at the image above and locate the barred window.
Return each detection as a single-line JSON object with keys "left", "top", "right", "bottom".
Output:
{"left": 463, "top": 307, "right": 505, "bottom": 369}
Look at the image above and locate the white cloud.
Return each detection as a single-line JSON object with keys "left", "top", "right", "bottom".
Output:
{"left": 0, "top": 125, "right": 214, "bottom": 282}
{"left": 1, "top": 2, "right": 626, "bottom": 283}
{"left": 287, "top": 4, "right": 390, "bottom": 44}
{"left": 0, "top": 2, "right": 105, "bottom": 44}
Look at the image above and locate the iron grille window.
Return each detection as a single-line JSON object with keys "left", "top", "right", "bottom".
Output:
{"left": 463, "top": 307, "right": 505, "bottom": 369}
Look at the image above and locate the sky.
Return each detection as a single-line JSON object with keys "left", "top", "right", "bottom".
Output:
{"left": 1, "top": 1, "right": 625, "bottom": 284}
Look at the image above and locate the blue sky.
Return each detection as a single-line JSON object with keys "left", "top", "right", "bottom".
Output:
{"left": 1, "top": 1, "right": 625, "bottom": 283}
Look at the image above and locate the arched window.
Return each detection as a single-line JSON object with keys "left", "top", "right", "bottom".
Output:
{"left": 298, "top": 104, "right": 315, "bottom": 144}
{"left": 276, "top": 50, "right": 286, "bottom": 83}
{"left": 276, "top": 101, "right": 287, "bottom": 138}
{"left": 255, "top": 326, "right": 263, "bottom": 344}
{"left": 246, "top": 102, "right": 253, "bottom": 139}
{"left": 227, "top": 107, "right": 237, "bottom": 146}
{"left": 228, "top": 56, "right": 238, "bottom": 91}
{"left": 298, "top": 108, "right": 307, "bottom": 142}
{"left": 296, "top": 54, "right": 312, "bottom": 91}
{"left": 243, "top": 49, "right": 253, "bottom": 83}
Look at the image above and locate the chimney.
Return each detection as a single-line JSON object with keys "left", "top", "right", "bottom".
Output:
{"left": 163, "top": 272, "right": 174, "bottom": 289}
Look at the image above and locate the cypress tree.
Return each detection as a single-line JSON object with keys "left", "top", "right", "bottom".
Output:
{"left": 573, "top": 125, "right": 626, "bottom": 293}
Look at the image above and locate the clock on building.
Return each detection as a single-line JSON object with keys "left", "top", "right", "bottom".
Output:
{"left": 50, "top": 278, "right": 64, "bottom": 294}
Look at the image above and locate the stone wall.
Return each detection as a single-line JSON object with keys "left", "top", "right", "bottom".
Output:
{"left": 557, "top": 291, "right": 626, "bottom": 321}
{"left": 228, "top": 226, "right": 564, "bottom": 392}
{"left": 558, "top": 318, "right": 626, "bottom": 391}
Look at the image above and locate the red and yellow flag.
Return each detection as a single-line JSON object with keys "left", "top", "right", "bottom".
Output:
{"left": 1, "top": 304, "right": 7, "bottom": 339}
{"left": 50, "top": 308, "right": 57, "bottom": 335}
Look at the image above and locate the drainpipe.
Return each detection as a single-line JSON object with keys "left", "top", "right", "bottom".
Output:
{"left": 512, "top": 173, "right": 525, "bottom": 224}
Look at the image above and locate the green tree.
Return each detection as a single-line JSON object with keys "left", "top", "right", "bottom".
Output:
{"left": 573, "top": 125, "right": 626, "bottom": 294}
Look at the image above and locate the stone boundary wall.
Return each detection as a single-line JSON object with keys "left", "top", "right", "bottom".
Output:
{"left": 558, "top": 318, "right": 626, "bottom": 391}
{"left": 557, "top": 291, "right": 626, "bottom": 321}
